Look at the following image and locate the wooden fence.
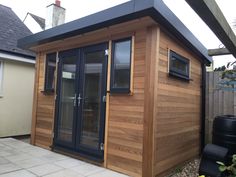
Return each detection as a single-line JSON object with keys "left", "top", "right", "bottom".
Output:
{"left": 205, "top": 71, "right": 236, "bottom": 143}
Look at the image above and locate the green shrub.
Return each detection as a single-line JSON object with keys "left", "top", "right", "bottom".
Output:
{"left": 217, "top": 154, "right": 236, "bottom": 177}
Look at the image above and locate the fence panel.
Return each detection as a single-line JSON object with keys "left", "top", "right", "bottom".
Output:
{"left": 205, "top": 71, "right": 235, "bottom": 143}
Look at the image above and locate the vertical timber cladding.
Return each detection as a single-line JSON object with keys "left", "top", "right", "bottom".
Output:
{"left": 154, "top": 30, "right": 202, "bottom": 176}
{"left": 107, "top": 28, "right": 147, "bottom": 177}
{"left": 34, "top": 54, "right": 55, "bottom": 149}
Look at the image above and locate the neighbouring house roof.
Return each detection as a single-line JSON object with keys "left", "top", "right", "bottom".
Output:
{"left": 24, "top": 13, "right": 45, "bottom": 30}
{"left": 0, "top": 4, "right": 35, "bottom": 59}
{"left": 17, "top": 0, "right": 212, "bottom": 64}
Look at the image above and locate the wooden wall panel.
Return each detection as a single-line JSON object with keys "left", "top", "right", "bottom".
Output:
{"left": 142, "top": 26, "right": 160, "bottom": 177}
{"left": 31, "top": 21, "right": 153, "bottom": 176}
{"left": 107, "top": 29, "right": 147, "bottom": 177}
{"left": 154, "top": 30, "right": 202, "bottom": 176}
{"left": 31, "top": 16, "right": 205, "bottom": 177}
{"left": 33, "top": 56, "right": 55, "bottom": 149}
{"left": 31, "top": 26, "right": 147, "bottom": 177}
{"left": 30, "top": 54, "right": 40, "bottom": 144}
{"left": 31, "top": 19, "right": 204, "bottom": 177}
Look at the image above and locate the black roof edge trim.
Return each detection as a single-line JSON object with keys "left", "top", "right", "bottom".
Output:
{"left": 17, "top": 1, "right": 141, "bottom": 49}
{"left": 17, "top": 0, "right": 212, "bottom": 64}
{"left": 18, "top": 9, "right": 153, "bottom": 49}
{"left": 152, "top": 0, "right": 212, "bottom": 65}
{"left": 0, "top": 49, "right": 35, "bottom": 60}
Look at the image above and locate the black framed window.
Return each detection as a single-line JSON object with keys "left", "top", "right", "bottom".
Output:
{"left": 44, "top": 53, "right": 57, "bottom": 92}
{"left": 169, "top": 50, "right": 190, "bottom": 80}
{"left": 110, "top": 37, "right": 132, "bottom": 93}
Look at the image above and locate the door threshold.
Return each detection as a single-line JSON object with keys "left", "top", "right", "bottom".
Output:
{"left": 52, "top": 145, "right": 104, "bottom": 166}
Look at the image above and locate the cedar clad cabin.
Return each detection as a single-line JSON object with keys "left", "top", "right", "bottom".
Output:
{"left": 18, "top": 0, "right": 212, "bottom": 177}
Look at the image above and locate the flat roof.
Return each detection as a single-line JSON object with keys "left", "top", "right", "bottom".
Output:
{"left": 17, "top": 0, "right": 212, "bottom": 64}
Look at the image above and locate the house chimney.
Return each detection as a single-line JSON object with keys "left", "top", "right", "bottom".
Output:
{"left": 45, "top": 0, "right": 65, "bottom": 29}
{"left": 55, "top": 0, "right": 61, "bottom": 6}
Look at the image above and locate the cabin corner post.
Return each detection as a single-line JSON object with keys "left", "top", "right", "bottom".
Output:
{"left": 201, "top": 63, "right": 206, "bottom": 153}
{"left": 143, "top": 25, "right": 160, "bottom": 177}
{"left": 30, "top": 53, "right": 40, "bottom": 145}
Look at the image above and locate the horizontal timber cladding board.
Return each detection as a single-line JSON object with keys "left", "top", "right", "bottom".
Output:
{"left": 154, "top": 30, "right": 202, "bottom": 176}
{"left": 158, "top": 71, "right": 201, "bottom": 89}
{"left": 34, "top": 56, "right": 55, "bottom": 149}
{"left": 107, "top": 28, "right": 147, "bottom": 177}
{"left": 154, "top": 147, "right": 199, "bottom": 176}
{"left": 36, "top": 119, "right": 53, "bottom": 130}
{"left": 107, "top": 155, "right": 142, "bottom": 177}
{"left": 158, "top": 95, "right": 200, "bottom": 104}
{"left": 154, "top": 131, "right": 200, "bottom": 162}
{"left": 31, "top": 54, "right": 40, "bottom": 144}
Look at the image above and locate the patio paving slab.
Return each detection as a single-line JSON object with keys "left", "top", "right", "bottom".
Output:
{"left": 43, "top": 169, "right": 84, "bottom": 177}
{"left": 13, "top": 157, "right": 48, "bottom": 169}
{"left": 54, "top": 158, "right": 86, "bottom": 168}
{"left": 0, "top": 163, "right": 21, "bottom": 175}
{"left": 0, "top": 170, "right": 36, "bottom": 177}
{"left": 69, "top": 163, "right": 105, "bottom": 176}
{"left": 5, "top": 153, "right": 33, "bottom": 162}
{"left": 28, "top": 164, "right": 63, "bottom": 176}
{"left": 0, "top": 138, "right": 130, "bottom": 177}
{"left": 0, "top": 158, "right": 10, "bottom": 165}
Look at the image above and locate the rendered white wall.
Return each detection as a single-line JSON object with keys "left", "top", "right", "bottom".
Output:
{"left": 0, "top": 59, "right": 35, "bottom": 137}
{"left": 24, "top": 15, "right": 43, "bottom": 33}
{"left": 46, "top": 4, "right": 65, "bottom": 29}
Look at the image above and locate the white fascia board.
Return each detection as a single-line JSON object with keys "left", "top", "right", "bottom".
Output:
{"left": 0, "top": 52, "right": 35, "bottom": 64}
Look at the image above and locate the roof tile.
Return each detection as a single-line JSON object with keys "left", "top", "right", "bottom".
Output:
{"left": 0, "top": 4, "right": 35, "bottom": 58}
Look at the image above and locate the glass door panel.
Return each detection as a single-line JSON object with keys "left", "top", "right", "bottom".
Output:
{"left": 54, "top": 49, "right": 79, "bottom": 148}
{"left": 80, "top": 51, "right": 103, "bottom": 148}
{"left": 54, "top": 44, "right": 107, "bottom": 160}
{"left": 77, "top": 44, "right": 107, "bottom": 159}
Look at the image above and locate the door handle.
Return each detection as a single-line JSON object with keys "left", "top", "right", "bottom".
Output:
{"left": 73, "top": 94, "right": 77, "bottom": 107}
{"left": 78, "top": 94, "right": 83, "bottom": 107}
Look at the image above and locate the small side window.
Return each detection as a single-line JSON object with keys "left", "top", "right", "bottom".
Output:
{"left": 110, "top": 37, "right": 132, "bottom": 93}
{"left": 44, "top": 53, "right": 56, "bottom": 92}
{"left": 169, "top": 50, "right": 190, "bottom": 80}
{"left": 0, "top": 61, "right": 3, "bottom": 96}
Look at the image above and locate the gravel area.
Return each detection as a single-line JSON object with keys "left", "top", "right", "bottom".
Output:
{"left": 166, "top": 158, "right": 200, "bottom": 177}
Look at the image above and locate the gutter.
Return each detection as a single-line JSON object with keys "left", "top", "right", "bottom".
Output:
{"left": 0, "top": 49, "right": 35, "bottom": 60}
{"left": 0, "top": 52, "right": 35, "bottom": 64}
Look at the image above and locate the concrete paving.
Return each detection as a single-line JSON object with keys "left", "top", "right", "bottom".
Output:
{"left": 0, "top": 138, "right": 129, "bottom": 177}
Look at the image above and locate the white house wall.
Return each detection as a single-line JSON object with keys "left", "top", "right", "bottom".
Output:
{"left": 24, "top": 15, "right": 43, "bottom": 33}
{"left": 0, "top": 59, "right": 35, "bottom": 137}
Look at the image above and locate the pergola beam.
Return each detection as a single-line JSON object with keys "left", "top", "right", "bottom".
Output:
{"left": 208, "top": 48, "right": 230, "bottom": 56}
{"left": 185, "top": 0, "right": 236, "bottom": 58}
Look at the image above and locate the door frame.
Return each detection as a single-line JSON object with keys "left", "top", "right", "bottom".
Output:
{"left": 53, "top": 48, "right": 80, "bottom": 150}
{"left": 75, "top": 43, "right": 108, "bottom": 160}
{"left": 53, "top": 42, "right": 108, "bottom": 161}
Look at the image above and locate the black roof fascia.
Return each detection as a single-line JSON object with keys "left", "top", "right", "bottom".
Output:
{"left": 152, "top": 0, "right": 212, "bottom": 65}
{"left": 18, "top": 1, "right": 152, "bottom": 49}
{"left": 18, "top": 0, "right": 212, "bottom": 64}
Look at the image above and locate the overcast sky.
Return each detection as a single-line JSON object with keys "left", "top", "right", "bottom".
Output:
{"left": 0, "top": 0, "right": 235, "bottom": 68}
{"left": 163, "top": 0, "right": 236, "bottom": 68}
